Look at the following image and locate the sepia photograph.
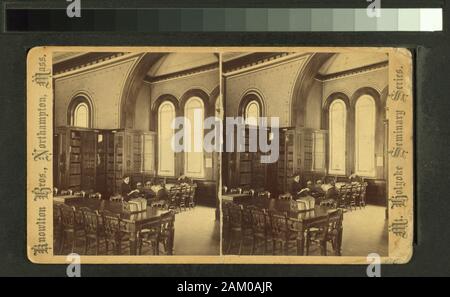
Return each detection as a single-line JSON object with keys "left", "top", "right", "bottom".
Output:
{"left": 27, "top": 47, "right": 412, "bottom": 264}
{"left": 221, "top": 51, "right": 391, "bottom": 257}
{"left": 50, "top": 51, "right": 221, "bottom": 256}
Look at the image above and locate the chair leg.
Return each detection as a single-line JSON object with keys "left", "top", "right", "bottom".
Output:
{"left": 226, "top": 231, "right": 233, "bottom": 254}
{"left": 237, "top": 234, "right": 243, "bottom": 255}
{"left": 70, "top": 233, "right": 76, "bottom": 254}
{"left": 251, "top": 236, "right": 257, "bottom": 254}
{"left": 84, "top": 237, "right": 89, "bottom": 255}
{"left": 59, "top": 232, "right": 65, "bottom": 254}
{"left": 305, "top": 235, "right": 310, "bottom": 256}
{"left": 137, "top": 240, "right": 142, "bottom": 255}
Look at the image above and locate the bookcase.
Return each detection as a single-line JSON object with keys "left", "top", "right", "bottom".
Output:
{"left": 276, "top": 128, "right": 328, "bottom": 193}
{"left": 229, "top": 126, "right": 269, "bottom": 190}
{"left": 54, "top": 126, "right": 156, "bottom": 196}
{"left": 54, "top": 126, "right": 98, "bottom": 192}
{"left": 105, "top": 129, "right": 156, "bottom": 194}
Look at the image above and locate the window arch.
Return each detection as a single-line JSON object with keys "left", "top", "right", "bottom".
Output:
{"left": 244, "top": 100, "right": 260, "bottom": 126}
{"left": 184, "top": 97, "right": 205, "bottom": 178}
{"left": 328, "top": 99, "right": 347, "bottom": 175}
{"left": 69, "top": 95, "right": 92, "bottom": 128}
{"left": 158, "top": 101, "right": 176, "bottom": 176}
{"left": 355, "top": 94, "right": 376, "bottom": 177}
{"left": 73, "top": 103, "right": 89, "bottom": 128}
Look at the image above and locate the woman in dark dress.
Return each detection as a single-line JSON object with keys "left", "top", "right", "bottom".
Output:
{"left": 120, "top": 175, "right": 138, "bottom": 201}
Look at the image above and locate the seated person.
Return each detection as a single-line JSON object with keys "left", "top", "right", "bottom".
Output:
{"left": 349, "top": 173, "right": 362, "bottom": 184}
{"left": 177, "top": 174, "right": 192, "bottom": 185}
{"left": 131, "top": 182, "right": 145, "bottom": 199}
{"left": 311, "top": 180, "right": 326, "bottom": 197}
{"left": 290, "top": 174, "right": 311, "bottom": 198}
{"left": 143, "top": 181, "right": 157, "bottom": 199}
{"left": 120, "top": 175, "right": 139, "bottom": 202}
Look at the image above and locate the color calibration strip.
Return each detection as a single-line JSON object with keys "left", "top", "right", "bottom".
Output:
{"left": 5, "top": 8, "right": 443, "bottom": 32}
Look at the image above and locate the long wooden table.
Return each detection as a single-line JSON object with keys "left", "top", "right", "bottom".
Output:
{"left": 228, "top": 197, "right": 340, "bottom": 255}
{"left": 55, "top": 198, "right": 170, "bottom": 255}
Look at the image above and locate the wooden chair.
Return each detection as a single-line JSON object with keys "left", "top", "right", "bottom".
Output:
{"left": 59, "top": 204, "right": 84, "bottom": 254}
{"left": 257, "top": 191, "right": 271, "bottom": 199}
{"left": 110, "top": 194, "right": 124, "bottom": 202}
{"left": 243, "top": 189, "right": 255, "bottom": 197}
{"left": 137, "top": 221, "right": 160, "bottom": 255}
{"left": 350, "top": 184, "right": 360, "bottom": 210}
{"left": 337, "top": 185, "right": 351, "bottom": 209}
{"left": 222, "top": 202, "right": 231, "bottom": 251}
{"left": 88, "top": 192, "right": 102, "bottom": 200}
{"left": 179, "top": 185, "right": 188, "bottom": 211}
{"left": 53, "top": 204, "right": 63, "bottom": 252}
{"left": 269, "top": 211, "right": 295, "bottom": 255}
{"left": 157, "top": 211, "right": 176, "bottom": 255}
{"left": 227, "top": 203, "right": 252, "bottom": 255}
{"left": 168, "top": 186, "right": 181, "bottom": 211}
{"left": 229, "top": 188, "right": 242, "bottom": 194}
{"left": 304, "top": 216, "right": 330, "bottom": 256}
{"left": 325, "top": 209, "right": 344, "bottom": 256}
{"left": 187, "top": 184, "right": 197, "bottom": 208}
{"left": 80, "top": 207, "right": 102, "bottom": 255}
{"left": 101, "top": 211, "right": 129, "bottom": 255}
{"left": 278, "top": 193, "right": 293, "bottom": 201}
{"left": 249, "top": 207, "right": 271, "bottom": 255}
{"left": 359, "top": 182, "right": 367, "bottom": 208}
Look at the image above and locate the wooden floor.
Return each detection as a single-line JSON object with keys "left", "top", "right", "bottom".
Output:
{"left": 341, "top": 205, "right": 388, "bottom": 256}
{"left": 172, "top": 206, "right": 220, "bottom": 255}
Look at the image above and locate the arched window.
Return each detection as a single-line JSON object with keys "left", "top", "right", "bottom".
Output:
{"left": 184, "top": 97, "right": 204, "bottom": 178}
{"left": 244, "top": 100, "right": 260, "bottom": 126}
{"left": 355, "top": 95, "right": 376, "bottom": 176}
{"left": 158, "top": 101, "right": 175, "bottom": 176}
{"left": 73, "top": 102, "right": 89, "bottom": 128}
{"left": 329, "top": 99, "right": 347, "bottom": 175}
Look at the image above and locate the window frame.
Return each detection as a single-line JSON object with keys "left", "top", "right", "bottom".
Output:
{"left": 184, "top": 96, "right": 205, "bottom": 178}
{"left": 354, "top": 94, "right": 377, "bottom": 177}
{"left": 157, "top": 101, "right": 176, "bottom": 177}
{"left": 328, "top": 99, "right": 347, "bottom": 175}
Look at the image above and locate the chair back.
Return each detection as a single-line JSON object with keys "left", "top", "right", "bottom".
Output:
{"left": 89, "top": 192, "right": 102, "bottom": 199}
{"left": 53, "top": 204, "right": 62, "bottom": 226}
{"left": 230, "top": 187, "right": 242, "bottom": 194}
{"left": 101, "top": 211, "right": 123, "bottom": 238}
{"left": 269, "top": 211, "right": 288, "bottom": 238}
{"left": 359, "top": 182, "right": 367, "bottom": 202}
{"left": 80, "top": 207, "right": 100, "bottom": 234}
{"left": 59, "top": 204, "right": 77, "bottom": 228}
{"left": 188, "top": 184, "right": 197, "bottom": 202}
{"left": 257, "top": 191, "right": 271, "bottom": 199}
{"left": 110, "top": 194, "right": 124, "bottom": 202}
{"left": 305, "top": 216, "right": 329, "bottom": 241}
{"left": 250, "top": 207, "right": 267, "bottom": 234}
{"left": 228, "top": 203, "right": 244, "bottom": 229}
{"left": 222, "top": 202, "right": 231, "bottom": 224}
{"left": 278, "top": 193, "right": 293, "bottom": 201}
{"left": 327, "top": 209, "right": 343, "bottom": 234}
{"left": 243, "top": 189, "right": 255, "bottom": 197}
{"left": 160, "top": 211, "right": 175, "bottom": 234}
